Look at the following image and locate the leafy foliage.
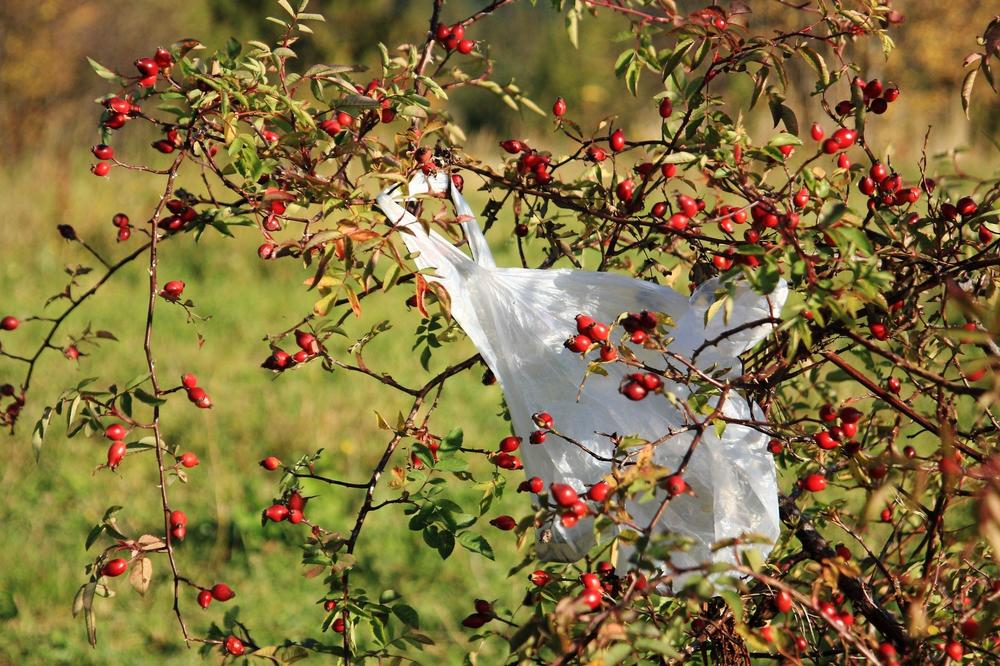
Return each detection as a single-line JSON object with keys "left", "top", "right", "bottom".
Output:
{"left": 2, "top": 1, "right": 999, "bottom": 664}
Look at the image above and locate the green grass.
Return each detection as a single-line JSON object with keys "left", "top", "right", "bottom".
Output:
{"left": 0, "top": 148, "right": 533, "bottom": 665}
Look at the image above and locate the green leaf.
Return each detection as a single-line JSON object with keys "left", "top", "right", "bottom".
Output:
{"left": 439, "top": 428, "right": 463, "bottom": 453}
{"left": 661, "top": 39, "right": 694, "bottom": 81}
{"left": 392, "top": 603, "right": 420, "bottom": 628}
{"left": 660, "top": 152, "right": 697, "bottom": 164}
{"left": 767, "top": 94, "right": 798, "bottom": 135}
{"left": 434, "top": 457, "right": 468, "bottom": 472}
{"left": 338, "top": 94, "right": 381, "bottom": 109}
{"left": 614, "top": 49, "right": 636, "bottom": 78}
{"left": 829, "top": 226, "right": 874, "bottom": 256}
{"left": 133, "top": 388, "right": 166, "bottom": 406}
{"left": 32, "top": 407, "right": 54, "bottom": 461}
{"left": 565, "top": 4, "right": 580, "bottom": 49}
{"left": 87, "top": 58, "right": 120, "bottom": 81}
{"left": 458, "top": 531, "right": 495, "bottom": 561}
{"left": 85, "top": 524, "right": 105, "bottom": 550}
{"left": 799, "top": 46, "right": 830, "bottom": 87}
{"left": 718, "top": 588, "right": 744, "bottom": 621}
{"left": 625, "top": 59, "right": 641, "bottom": 96}
{"left": 749, "top": 66, "right": 769, "bottom": 109}
{"left": 767, "top": 133, "right": 802, "bottom": 148}
{"left": 416, "top": 76, "right": 448, "bottom": 100}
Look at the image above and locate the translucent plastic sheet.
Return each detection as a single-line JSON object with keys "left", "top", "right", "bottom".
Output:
{"left": 376, "top": 173, "right": 787, "bottom": 577}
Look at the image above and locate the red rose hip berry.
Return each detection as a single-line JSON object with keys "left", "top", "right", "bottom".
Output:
{"left": 224, "top": 636, "right": 245, "bottom": 656}
{"left": 802, "top": 473, "right": 827, "bottom": 492}
{"left": 211, "top": 583, "right": 235, "bottom": 601}
{"left": 102, "top": 558, "right": 128, "bottom": 577}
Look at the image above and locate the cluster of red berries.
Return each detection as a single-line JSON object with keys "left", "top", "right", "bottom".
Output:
{"left": 197, "top": 582, "right": 236, "bottom": 610}
{"left": 856, "top": 162, "right": 922, "bottom": 210}
{"left": 523, "top": 565, "right": 649, "bottom": 618}
{"left": 503, "top": 95, "right": 673, "bottom": 192}
{"left": 262, "top": 490, "right": 308, "bottom": 525}
{"left": 181, "top": 373, "right": 212, "bottom": 409}
{"left": 135, "top": 47, "right": 173, "bottom": 87}
{"left": 151, "top": 127, "right": 183, "bottom": 155}
{"left": 755, "top": 590, "right": 865, "bottom": 657}
{"left": 813, "top": 403, "right": 864, "bottom": 452}
{"left": 820, "top": 594, "right": 857, "bottom": 631}
{"left": 833, "top": 77, "right": 899, "bottom": 118}
{"left": 941, "top": 195, "right": 979, "bottom": 221}
{"left": 500, "top": 139, "right": 554, "bottom": 185}
{"left": 814, "top": 125, "right": 858, "bottom": 158}
{"left": 565, "top": 314, "right": 615, "bottom": 359}
{"left": 104, "top": 423, "right": 129, "bottom": 469}
{"left": 619, "top": 372, "right": 662, "bottom": 402}
{"left": 260, "top": 188, "right": 294, "bottom": 232}
{"left": 938, "top": 195, "right": 990, "bottom": 244}
{"left": 550, "top": 479, "right": 607, "bottom": 528}
{"left": 90, "top": 142, "right": 115, "bottom": 177}
{"left": 413, "top": 151, "right": 464, "bottom": 192}
{"left": 524, "top": 410, "right": 554, "bottom": 446}
{"left": 320, "top": 598, "right": 347, "bottom": 632}
{"left": 262, "top": 329, "right": 321, "bottom": 371}
{"left": 319, "top": 110, "right": 355, "bottom": 137}
{"left": 621, "top": 310, "right": 658, "bottom": 344}
{"left": 93, "top": 96, "right": 142, "bottom": 176}
{"left": 161, "top": 198, "right": 199, "bottom": 233}
{"left": 575, "top": 568, "right": 612, "bottom": 611}
{"left": 493, "top": 435, "right": 523, "bottom": 471}
{"left": 434, "top": 22, "right": 476, "bottom": 55}
{"left": 741, "top": 198, "right": 803, "bottom": 254}
{"left": 460, "top": 598, "right": 495, "bottom": 628}
{"left": 495, "top": 477, "right": 613, "bottom": 531}
{"left": 0, "top": 381, "right": 24, "bottom": 428}
{"left": 650, "top": 193, "right": 705, "bottom": 233}
{"left": 365, "top": 78, "right": 399, "bottom": 123}
{"left": 111, "top": 212, "right": 131, "bottom": 242}
{"left": 169, "top": 509, "right": 188, "bottom": 541}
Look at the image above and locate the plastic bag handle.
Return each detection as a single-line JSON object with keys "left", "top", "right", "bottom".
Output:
{"left": 448, "top": 180, "right": 496, "bottom": 269}
{"left": 375, "top": 176, "right": 484, "bottom": 282}
{"left": 381, "top": 172, "right": 496, "bottom": 269}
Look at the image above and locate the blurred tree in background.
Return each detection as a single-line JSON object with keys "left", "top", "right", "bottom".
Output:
{"left": 2, "top": 1, "right": 996, "bottom": 161}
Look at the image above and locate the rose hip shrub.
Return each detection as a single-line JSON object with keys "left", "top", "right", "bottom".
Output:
{"left": 2, "top": 1, "right": 999, "bottom": 663}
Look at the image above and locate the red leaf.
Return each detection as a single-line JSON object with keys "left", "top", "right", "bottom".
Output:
{"left": 415, "top": 274, "right": 429, "bottom": 318}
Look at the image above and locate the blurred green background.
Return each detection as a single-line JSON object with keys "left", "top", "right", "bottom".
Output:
{"left": 0, "top": 1, "right": 996, "bottom": 664}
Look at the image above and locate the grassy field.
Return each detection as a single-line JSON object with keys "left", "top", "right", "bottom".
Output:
{"left": 0, "top": 143, "right": 540, "bottom": 665}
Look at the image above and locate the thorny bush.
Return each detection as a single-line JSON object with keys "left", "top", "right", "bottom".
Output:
{"left": 2, "top": 1, "right": 1000, "bottom": 664}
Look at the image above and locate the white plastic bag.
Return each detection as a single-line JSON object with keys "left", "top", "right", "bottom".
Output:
{"left": 377, "top": 173, "right": 786, "bottom": 577}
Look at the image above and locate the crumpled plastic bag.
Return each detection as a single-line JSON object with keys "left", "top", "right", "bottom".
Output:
{"left": 376, "top": 172, "right": 787, "bottom": 577}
